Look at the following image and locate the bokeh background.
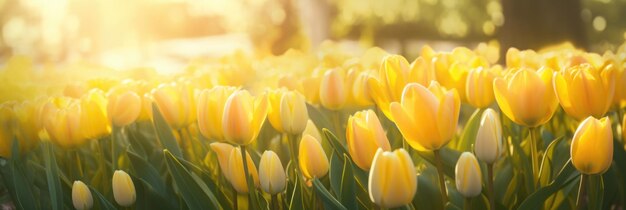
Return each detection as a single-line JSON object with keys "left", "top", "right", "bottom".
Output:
{"left": 0, "top": 0, "right": 624, "bottom": 71}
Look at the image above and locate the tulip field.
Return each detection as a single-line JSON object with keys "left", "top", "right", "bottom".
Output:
{"left": 1, "top": 42, "right": 626, "bottom": 210}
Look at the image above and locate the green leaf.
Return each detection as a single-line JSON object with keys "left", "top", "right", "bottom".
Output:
{"left": 322, "top": 128, "right": 349, "bottom": 156}
{"left": 43, "top": 142, "right": 63, "bottom": 210}
{"left": 127, "top": 150, "right": 166, "bottom": 193}
{"left": 131, "top": 175, "right": 177, "bottom": 210}
{"left": 288, "top": 169, "right": 304, "bottom": 210}
{"left": 152, "top": 103, "right": 183, "bottom": 158}
{"left": 517, "top": 160, "right": 580, "bottom": 210}
{"left": 312, "top": 178, "right": 347, "bottom": 210}
{"left": 88, "top": 185, "right": 118, "bottom": 210}
{"left": 538, "top": 137, "right": 565, "bottom": 187}
{"left": 587, "top": 175, "right": 604, "bottom": 210}
{"left": 454, "top": 108, "right": 484, "bottom": 151}
{"left": 329, "top": 153, "right": 357, "bottom": 209}
{"left": 0, "top": 139, "right": 39, "bottom": 210}
{"left": 163, "top": 149, "right": 219, "bottom": 210}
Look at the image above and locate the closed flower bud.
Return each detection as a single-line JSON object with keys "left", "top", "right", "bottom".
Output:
{"left": 474, "top": 108, "right": 503, "bottom": 164}
{"left": 112, "top": 170, "right": 136, "bottom": 207}
{"left": 197, "top": 86, "right": 237, "bottom": 140}
{"left": 554, "top": 64, "right": 616, "bottom": 120}
{"left": 319, "top": 68, "right": 347, "bottom": 110}
{"left": 222, "top": 90, "right": 268, "bottom": 145}
{"left": 368, "top": 148, "right": 417, "bottom": 208}
{"left": 267, "top": 88, "right": 287, "bottom": 133}
{"left": 107, "top": 91, "right": 141, "bottom": 127}
{"left": 493, "top": 68, "right": 558, "bottom": 127}
{"left": 279, "top": 91, "right": 309, "bottom": 134}
{"left": 349, "top": 70, "right": 374, "bottom": 107}
{"left": 151, "top": 82, "right": 196, "bottom": 129}
{"left": 44, "top": 100, "right": 86, "bottom": 149}
{"left": 466, "top": 66, "right": 498, "bottom": 108}
{"left": 299, "top": 134, "right": 329, "bottom": 179}
{"left": 72, "top": 181, "right": 93, "bottom": 210}
{"left": 258, "top": 150, "right": 286, "bottom": 194}
{"left": 571, "top": 116, "right": 613, "bottom": 175}
{"left": 390, "top": 81, "right": 460, "bottom": 151}
{"left": 347, "top": 110, "right": 391, "bottom": 170}
{"left": 455, "top": 152, "right": 482, "bottom": 198}
{"left": 209, "top": 142, "right": 235, "bottom": 181}
{"left": 302, "top": 120, "right": 322, "bottom": 142}
{"left": 228, "top": 147, "right": 260, "bottom": 194}
{"left": 80, "top": 89, "right": 111, "bottom": 139}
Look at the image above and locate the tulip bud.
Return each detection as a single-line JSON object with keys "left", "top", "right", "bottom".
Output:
{"left": 302, "top": 120, "right": 322, "bottom": 142}
{"left": 228, "top": 147, "right": 260, "bottom": 194}
{"left": 280, "top": 91, "right": 309, "bottom": 134}
{"left": 455, "top": 152, "right": 482, "bottom": 198}
{"left": 349, "top": 70, "right": 374, "bottom": 107}
{"left": 465, "top": 67, "right": 498, "bottom": 108}
{"left": 390, "top": 81, "right": 460, "bottom": 151}
{"left": 319, "top": 68, "right": 346, "bottom": 110}
{"left": 299, "top": 134, "right": 329, "bottom": 179}
{"left": 346, "top": 110, "right": 391, "bottom": 170}
{"left": 258, "top": 150, "right": 286, "bottom": 194}
{"left": 267, "top": 88, "right": 287, "bottom": 133}
{"left": 197, "top": 86, "right": 237, "bottom": 140}
{"left": 44, "top": 100, "right": 86, "bottom": 149}
{"left": 474, "top": 108, "right": 503, "bottom": 164}
{"left": 554, "top": 64, "right": 616, "bottom": 120}
{"left": 72, "top": 181, "right": 93, "bottom": 210}
{"left": 368, "top": 148, "right": 417, "bottom": 208}
{"left": 209, "top": 142, "right": 235, "bottom": 181}
{"left": 571, "top": 116, "right": 613, "bottom": 175}
{"left": 80, "top": 89, "right": 111, "bottom": 139}
{"left": 112, "top": 170, "right": 136, "bottom": 207}
{"left": 107, "top": 91, "right": 141, "bottom": 127}
{"left": 151, "top": 82, "right": 195, "bottom": 129}
{"left": 222, "top": 90, "right": 268, "bottom": 145}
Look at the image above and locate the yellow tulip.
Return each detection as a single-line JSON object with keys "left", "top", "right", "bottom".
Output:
{"left": 209, "top": 142, "right": 235, "bottom": 181}
{"left": 80, "top": 89, "right": 111, "bottom": 139}
{"left": 228, "top": 147, "right": 260, "bottom": 194}
{"left": 267, "top": 88, "right": 288, "bottom": 133}
{"left": 44, "top": 100, "right": 86, "bottom": 149}
{"left": 302, "top": 119, "right": 322, "bottom": 142}
{"left": 466, "top": 66, "right": 499, "bottom": 108}
{"left": 112, "top": 170, "right": 136, "bottom": 207}
{"left": 222, "top": 90, "right": 268, "bottom": 145}
{"left": 197, "top": 86, "right": 237, "bottom": 140}
{"left": 107, "top": 91, "right": 141, "bottom": 127}
{"left": 554, "top": 64, "right": 616, "bottom": 120}
{"left": 72, "top": 181, "right": 93, "bottom": 210}
{"left": 571, "top": 116, "right": 613, "bottom": 175}
{"left": 299, "top": 134, "right": 329, "bottom": 179}
{"left": 409, "top": 57, "right": 437, "bottom": 86}
{"left": 367, "top": 55, "right": 412, "bottom": 120}
{"left": 137, "top": 93, "right": 154, "bottom": 122}
{"left": 319, "top": 68, "right": 347, "bottom": 110}
{"left": 390, "top": 81, "right": 460, "bottom": 151}
{"left": 0, "top": 103, "right": 15, "bottom": 157}
{"left": 349, "top": 70, "right": 375, "bottom": 107}
{"left": 612, "top": 66, "right": 626, "bottom": 107}
{"left": 11, "top": 101, "right": 42, "bottom": 154}
{"left": 279, "top": 91, "right": 309, "bottom": 135}
{"left": 455, "top": 152, "right": 482, "bottom": 198}
{"left": 346, "top": 110, "right": 391, "bottom": 170}
{"left": 493, "top": 68, "right": 558, "bottom": 127}
{"left": 474, "top": 108, "right": 503, "bottom": 164}
{"left": 151, "top": 82, "right": 196, "bottom": 129}
{"left": 258, "top": 150, "right": 286, "bottom": 195}
{"left": 368, "top": 148, "right": 417, "bottom": 208}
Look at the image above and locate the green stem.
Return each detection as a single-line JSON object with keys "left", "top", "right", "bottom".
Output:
{"left": 529, "top": 127, "right": 540, "bottom": 189}
{"left": 464, "top": 197, "right": 472, "bottom": 210}
{"left": 577, "top": 174, "right": 587, "bottom": 210}
{"left": 233, "top": 188, "right": 238, "bottom": 210}
{"left": 288, "top": 134, "right": 300, "bottom": 166}
{"left": 74, "top": 150, "right": 83, "bottom": 178}
{"left": 111, "top": 126, "right": 117, "bottom": 170}
{"left": 487, "top": 164, "right": 495, "bottom": 210}
{"left": 332, "top": 111, "right": 342, "bottom": 138}
{"left": 240, "top": 145, "right": 251, "bottom": 205}
{"left": 434, "top": 149, "right": 449, "bottom": 206}
{"left": 271, "top": 194, "right": 278, "bottom": 210}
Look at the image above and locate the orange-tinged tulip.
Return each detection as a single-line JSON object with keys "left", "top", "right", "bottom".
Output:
{"left": 554, "top": 64, "right": 616, "bottom": 120}
{"left": 299, "top": 134, "right": 329, "bottom": 179}
{"left": 346, "top": 110, "right": 391, "bottom": 170}
{"left": 455, "top": 152, "right": 482, "bottom": 198}
{"left": 107, "top": 91, "right": 141, "bottom": 127}
{"left": 112, "top": 170, "right": 136, "bottom": 206}
{"left": 258, "top": 150, "right": 286, "bottom": 195}
{"left": 571, "top": 116, "right": 613, "bottom": 175}
{"left": 80, "top": 89, "right": 111, "bottom": 139}
{"left": 197, "top": 86, "right": 237, "bottom": 140}
{"left": 222, "top": 90, "right": 268, "bottom": 145}
{"left": 209, "top": 142, "right": 235, "bottom": 181}
{"left": 493, "top": 68, "right": 558, "bottom": 127}
{"left": 390, "top": 81, "right": 460, "bottom": 151}
{"left": 152, "top": 82, "right": 196, "bottom": 129}
{"left": 466, "top": 66, "right": 498, "bottom": 108}
{"left": 72, "top": 181, "right": 93, "bottom": 210}
{"left": 228, "top": 147, "right": 260, "bottom": 193}
{"left": 368, "top": 148, "right": 417, "bottom": 208}
{"left": 319, "top": 68, "right": 347, "bottom": 110}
